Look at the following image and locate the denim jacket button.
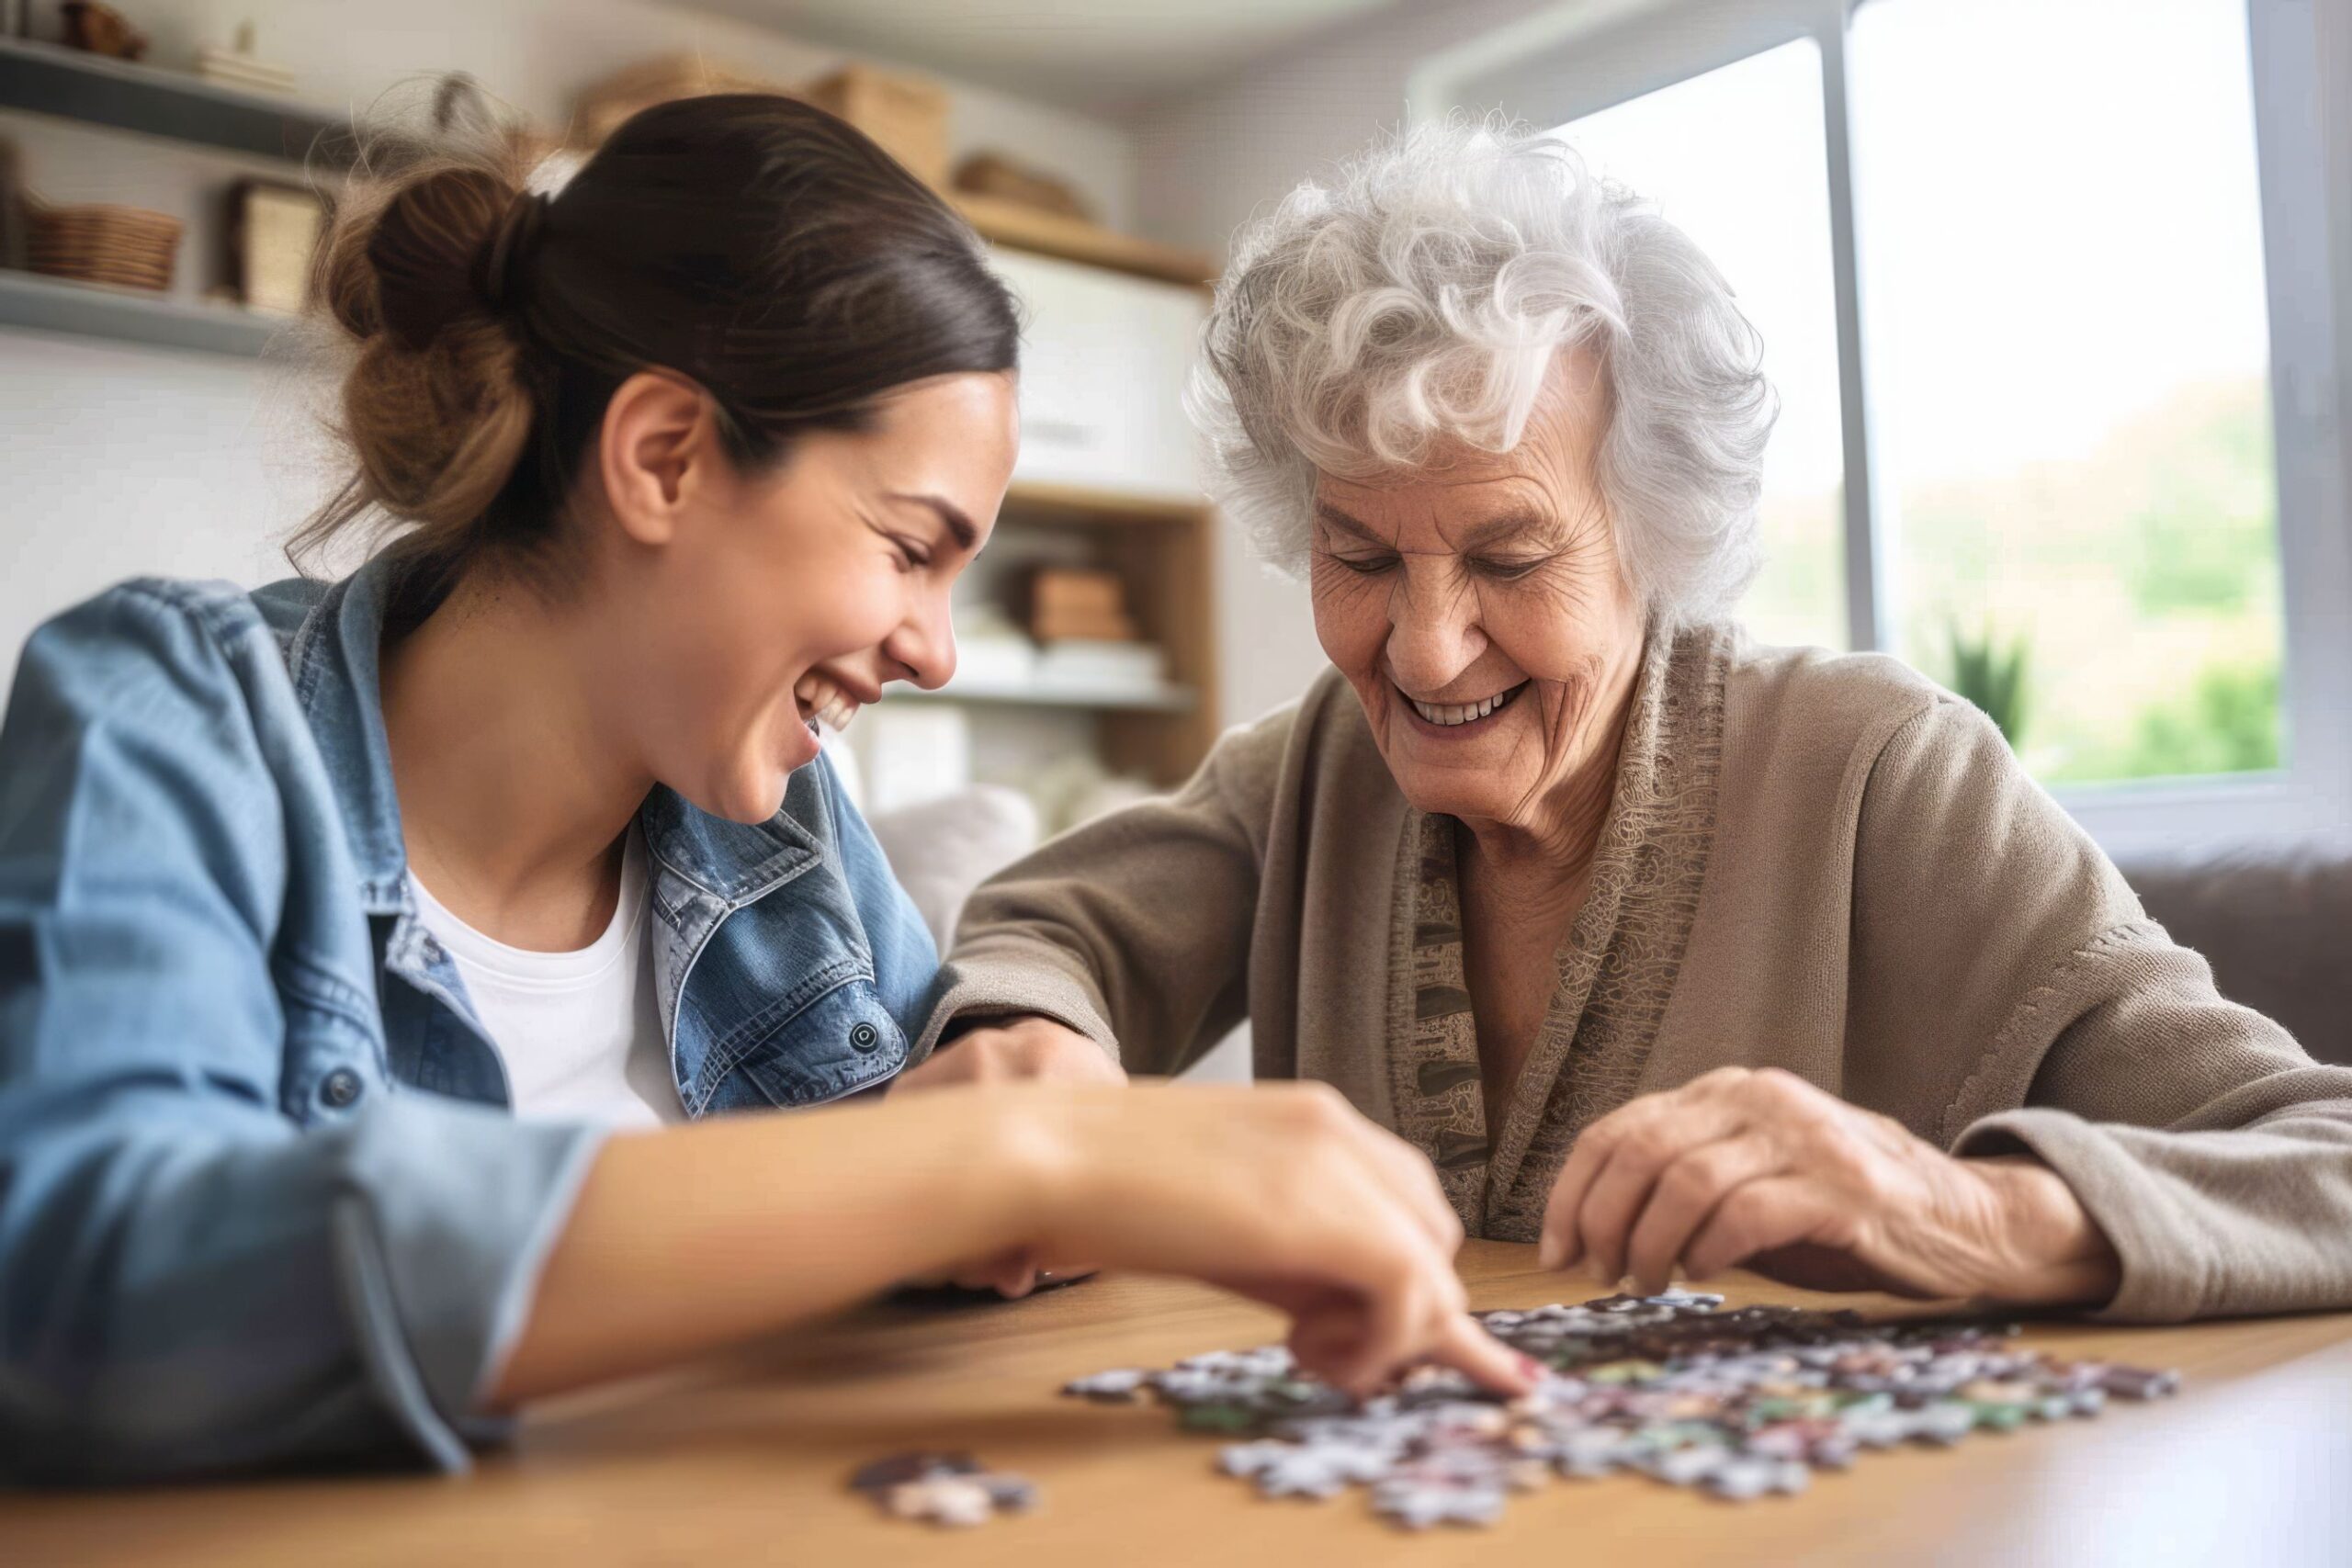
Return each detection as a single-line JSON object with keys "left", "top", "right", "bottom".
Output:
{"left": 849, "top": 1021, "right": 881, "bottom": 1052}
{"left": 321, "top": 1068, "right": 364, "bottom": 1109}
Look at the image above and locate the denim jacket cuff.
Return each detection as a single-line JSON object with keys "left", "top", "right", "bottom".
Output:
{"left": 331, "top": 1097, "right": 607, "bottom": 1470}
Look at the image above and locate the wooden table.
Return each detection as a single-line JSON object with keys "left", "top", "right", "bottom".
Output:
{"left": 11, "top": 1241, "right": 2352, "bottom": 1566}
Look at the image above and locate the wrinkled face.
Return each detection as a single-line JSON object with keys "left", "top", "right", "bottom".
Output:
{"left": 1310, "top": 355, "right": 1646, "bottom": 833}
{"left": 627, "top": 372, "right": 1019, "bottom": 823}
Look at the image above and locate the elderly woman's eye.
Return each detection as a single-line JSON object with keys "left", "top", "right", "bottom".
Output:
{"left": 1474, "top": 557, "right": 1546, "bottom": 581}
{"left": 1330, "top": 554, "right": 1397, "bottom": 575}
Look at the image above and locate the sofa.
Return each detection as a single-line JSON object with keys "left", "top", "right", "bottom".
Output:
{"left": 2117, "top": 836, "right": 2352, "bottom": 1068}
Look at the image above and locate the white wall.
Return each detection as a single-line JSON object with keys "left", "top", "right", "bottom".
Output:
{"left": 0, "top": 0, "right": 1137, "bottom": 693}
{"left": 0, "top": 338, "right": 341, "bottom": 674}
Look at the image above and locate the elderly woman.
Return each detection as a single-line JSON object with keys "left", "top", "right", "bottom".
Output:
{"left": 902, "top": 123, "right": 2352, "bottom": 1318}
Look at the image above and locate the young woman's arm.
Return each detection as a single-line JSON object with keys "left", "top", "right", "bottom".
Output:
{"left": 0, "top": 588, "right": 610, "bottom": 1483}
{"left": 491, "top": 1078, "right": 1530, "bottom": 1406}
{"left": 0, "top": 592, "right": 1523, "bottom": 1486}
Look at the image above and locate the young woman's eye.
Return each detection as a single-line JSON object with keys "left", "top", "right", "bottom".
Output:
{"left": 891, "top": 536, "right": 933, "bottom": 571}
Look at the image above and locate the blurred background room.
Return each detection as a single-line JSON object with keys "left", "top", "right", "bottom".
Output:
{"left": 2, "top": 0, "right": 2347, "bottom": 1072}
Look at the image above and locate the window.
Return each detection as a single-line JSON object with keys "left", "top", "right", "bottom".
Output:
{"left": 1851, "top": 0, "right": 2283, "bottom": 785}
{"left": 1498, "top": 0, "right": 2339, "bottom": 814}
{"left": 1559, "top": 39, "right": 1848, "bottom": 650}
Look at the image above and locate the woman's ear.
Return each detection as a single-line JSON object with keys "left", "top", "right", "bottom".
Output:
{"left": 596, "top": 371, "right": 724, "bottom": 547}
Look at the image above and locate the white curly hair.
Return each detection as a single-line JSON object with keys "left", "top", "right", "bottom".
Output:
{"left": 1187, "top": 117, "right": 1777, "bottom": 626}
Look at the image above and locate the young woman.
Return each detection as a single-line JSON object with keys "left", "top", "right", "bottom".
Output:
{"left": 0, "top": 91, "right": 1525, "bottom": 1484}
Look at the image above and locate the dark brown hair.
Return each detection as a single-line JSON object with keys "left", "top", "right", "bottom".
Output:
{"left": 296, "top": 81, "right": 1021, "bottom": 595}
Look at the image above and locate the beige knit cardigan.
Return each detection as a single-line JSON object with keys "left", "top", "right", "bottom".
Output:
{"left": 918, "top": 626, "right": 2352, "bottom": 1322}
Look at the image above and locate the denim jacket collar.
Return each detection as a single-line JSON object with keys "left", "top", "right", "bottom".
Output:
{"left": 281, "top": 563, "right": 409, "bottom": 916}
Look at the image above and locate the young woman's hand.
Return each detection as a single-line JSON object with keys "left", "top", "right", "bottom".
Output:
{"left": 894, "top": 1014, "right": 1125, "bottom": 1092}
{"left": 491, "top": 1077, "right": 1532, "bottom": 1409}
{"left": 891, "top": 1017, "right": 1126, "bottom": 1296}
{"left": 991, "top": 1079, "right": 1534, "bottom": 1398}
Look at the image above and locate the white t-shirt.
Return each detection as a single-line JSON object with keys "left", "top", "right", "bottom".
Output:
{"left": 411, "top": 827, "right": 684, "bottom": 1128}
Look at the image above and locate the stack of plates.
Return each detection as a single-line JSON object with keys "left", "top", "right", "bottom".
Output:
{"left": 197, "top": 48, "right": 296, "bottom": 96}
{"left": 1035, "top": 639, "right": 1169, "bottom": 691}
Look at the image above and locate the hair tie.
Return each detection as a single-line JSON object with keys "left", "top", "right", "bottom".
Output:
{"left": 481, "top": 190, "right": 549, "bottom": 315}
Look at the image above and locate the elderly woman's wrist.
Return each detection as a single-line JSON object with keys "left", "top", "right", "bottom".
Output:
{"left": 1970, "top": 1155, "right": 2122, "bottom": 1307}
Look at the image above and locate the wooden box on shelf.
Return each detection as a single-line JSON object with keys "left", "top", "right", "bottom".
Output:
{"left": 800, "top": 64, "right": 948, "bottom": 189}
{"left": 570, "top": 54, "right": 782, "bottom": 148}
{"left": 997, "top": 481, "right": 1220, "bottom": 788}
{"left": 1026, "top": 564, "right": 1139, "bottom": 643}
{"left": 227, "top": 179, "right": 324, "bottom": 315}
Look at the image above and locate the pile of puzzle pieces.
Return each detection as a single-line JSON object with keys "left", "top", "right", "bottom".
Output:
{"left": 1061, "top": 1289, "right": 2181, "bottom": 1530}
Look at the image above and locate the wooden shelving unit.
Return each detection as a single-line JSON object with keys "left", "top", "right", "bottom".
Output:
{"left": 0, "top": 35, "right": 347, "bottom": 165}
{"left": 0, "top": 36, "right": 1225, "bottom": 784}
{"left": 0, "top": 37, "right": 339, "bottom": 357}
{"left": 982, "top": 478, "right": 1205, "bottom": 528}
{"left": 895, "top": 678, "right": 1197, "bottom": 715}
{"left": 949, "top": 191, "right": 1214, "bottom": 289}
{"left": 0, "top": 267, "right": 283, "bottom": 355}
{"left": 969, "top": 482, "right": 1224, "bottom": 786}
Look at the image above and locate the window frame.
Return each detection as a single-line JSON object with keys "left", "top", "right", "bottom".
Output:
{"left": 1412, "top": 0, "right": 2352, "bottom": 852}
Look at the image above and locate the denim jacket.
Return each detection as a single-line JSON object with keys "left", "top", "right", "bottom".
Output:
{"left": 0, "top": 561, "right": 935, "bottom": 1483}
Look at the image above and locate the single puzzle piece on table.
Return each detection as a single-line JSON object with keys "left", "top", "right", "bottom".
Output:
{"left": 849, "top": 1450, "right": 1038, "bottom": 1528}
{"left": 888, "top": 1476, "right": 996, "bottom": 1527}
{"left": 1063, "top": 1367, "right": 1149, "bottom": 1403}
{"left": 1059, "top": 1289, "right": 2182, "bottom": 1532}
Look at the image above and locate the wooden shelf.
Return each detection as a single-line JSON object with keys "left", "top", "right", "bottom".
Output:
{"left": 0, "top": 268, "right": 284, "bottom": 356}
{"left": 951, "top": 191, "right": 1214, "bottom": 289}
{"left": 1001, "top": 479, "right": 1206, "bottom": 527}
{"left": 0, "top": 36, "right": 350, "bottom": 167}
{"left": 891, "top": 678, "right": 1197, "bottom": 715}
{"left": 0, "top": 38, "right": 1211, "bottom": 288}
{"left": 0, "top": 37, "right": 1226, "bottom": 785}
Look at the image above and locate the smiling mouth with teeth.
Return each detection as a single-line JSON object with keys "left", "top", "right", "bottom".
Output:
{"left": 794, "top": 671, "right": 861, "bottom": 735}
{"left": 1402, "top": 680, "right": 1530, "bottom": 729}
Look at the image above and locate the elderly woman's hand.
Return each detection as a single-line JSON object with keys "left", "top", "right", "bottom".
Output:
{"left": 1537, "top": 1067, "right": 2121, "bottom": 1306}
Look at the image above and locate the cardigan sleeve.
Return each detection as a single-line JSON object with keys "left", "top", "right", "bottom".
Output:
{"left": 1844, "top": 692, "right": 2352, "bottom": 1320}
{"left": 915, "top": 707, "right": 1295, "bottom": 1076}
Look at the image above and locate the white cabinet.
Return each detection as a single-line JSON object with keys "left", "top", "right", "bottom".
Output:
{"left": 988, "top": 247, "right": 1205, "bottom": 502}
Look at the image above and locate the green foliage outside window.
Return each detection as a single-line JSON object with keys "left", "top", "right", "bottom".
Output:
{"left": 1894, "top": 376, "right": 2283, "bottom": 786}
{"left": 1745, "top": 376, "right": 2284, "bottom": 786}
{"left": 1946, "top": 620, "right": 2031, "bottom": 749}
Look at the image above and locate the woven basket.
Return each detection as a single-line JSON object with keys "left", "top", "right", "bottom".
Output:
{"left": 25, "top": 200, "right": 183, "bottom": 292}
